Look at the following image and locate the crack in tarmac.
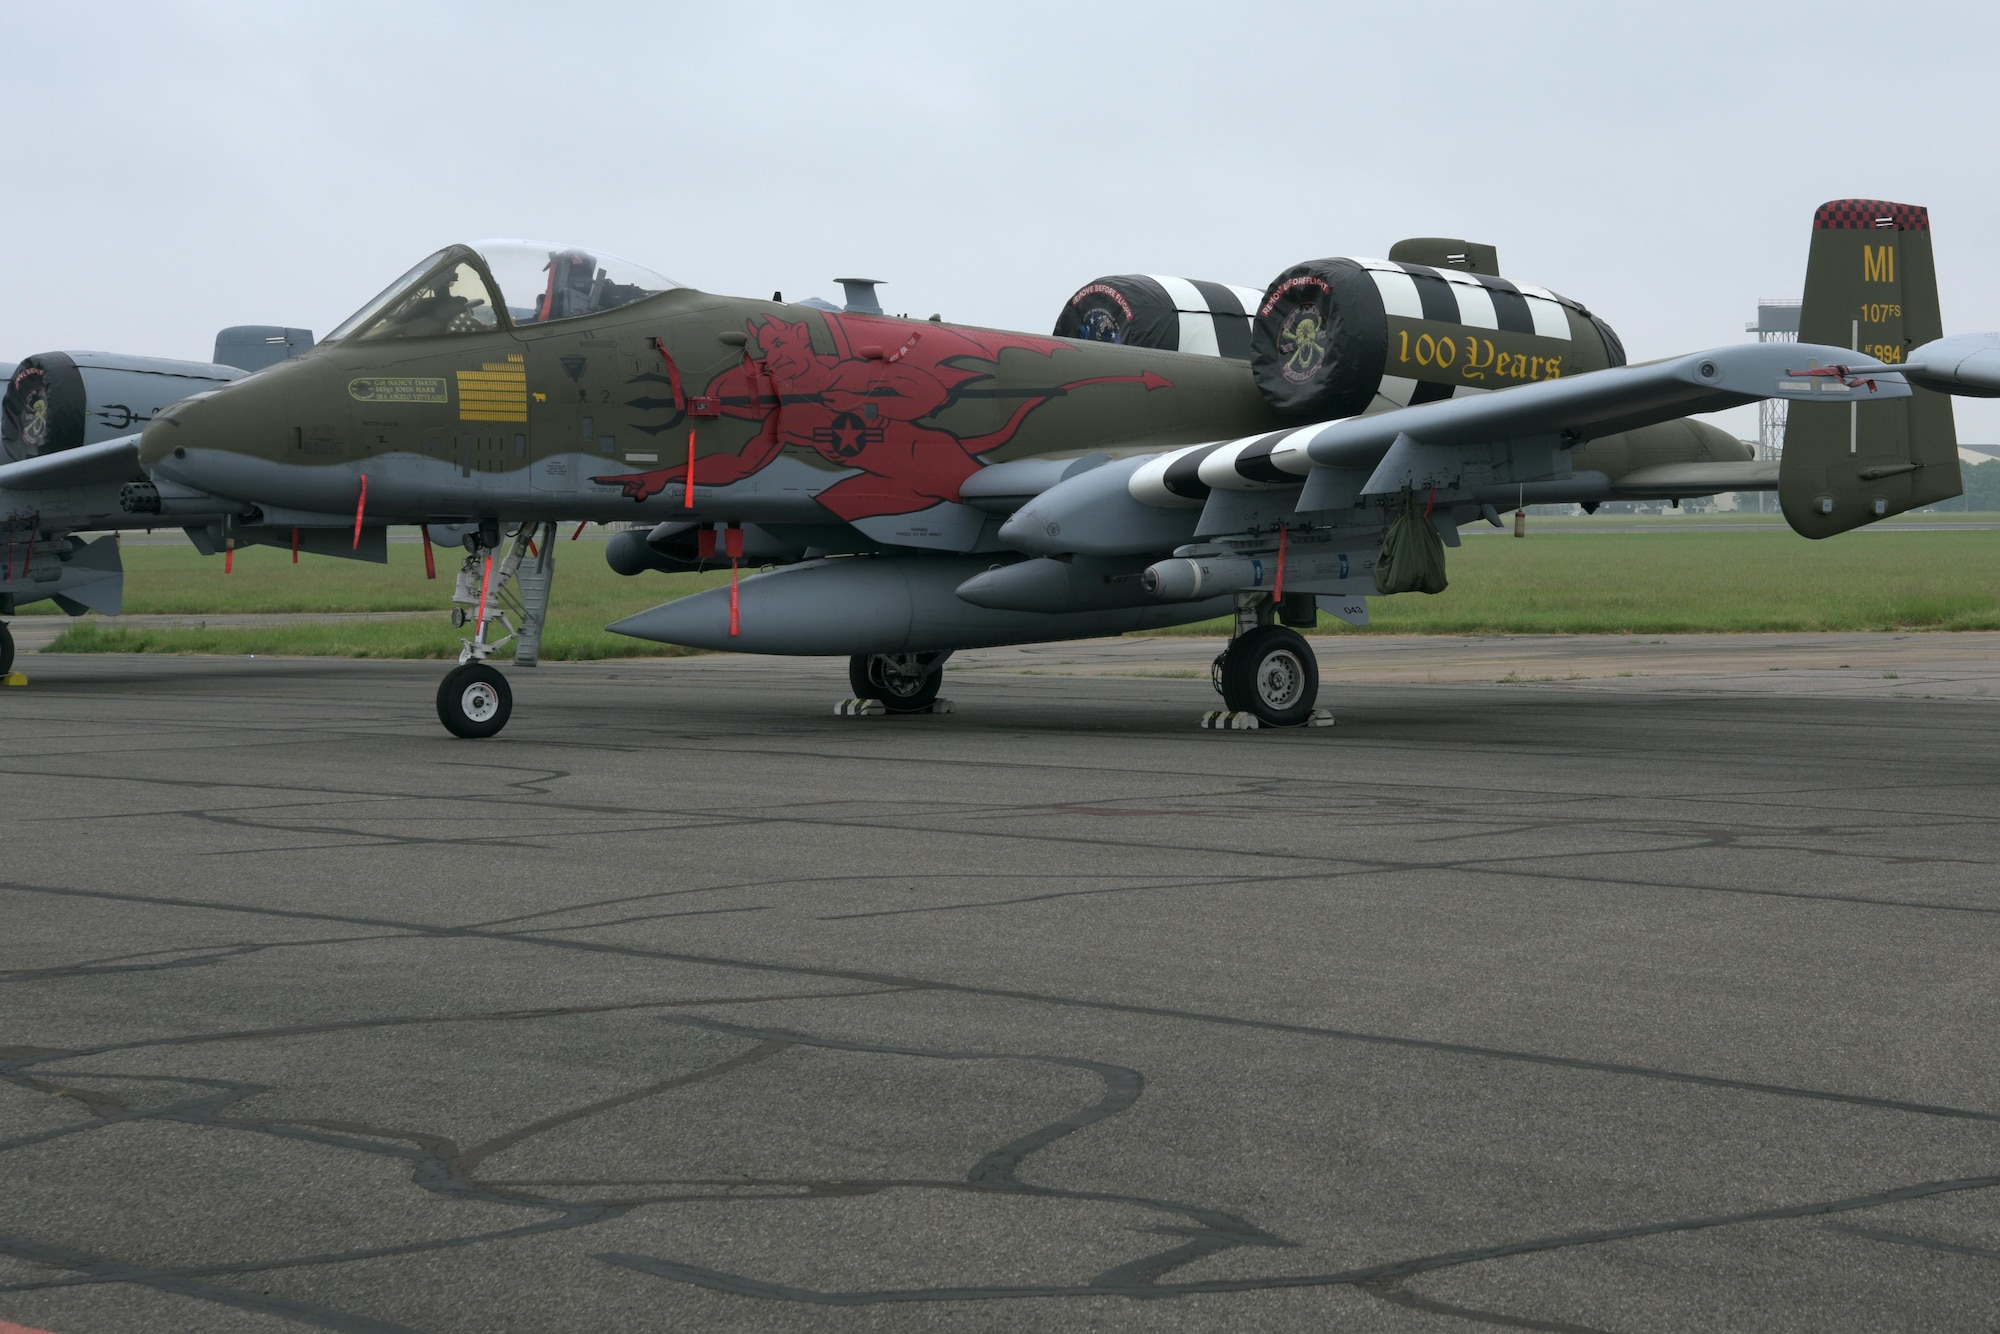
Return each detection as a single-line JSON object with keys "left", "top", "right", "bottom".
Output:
{"left": 7, "top": 673, "right": 2000, "bottom": 1327}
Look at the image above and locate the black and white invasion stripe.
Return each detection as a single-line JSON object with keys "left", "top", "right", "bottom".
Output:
{"left": 1143, "top": 275, "right": 1266, "bottom": 360}
{"left": 1352, "top": 258, "right": 1575, "bottom": 411}
{"left": 1128, "top": 430, "right": 1320, "bottom": 507}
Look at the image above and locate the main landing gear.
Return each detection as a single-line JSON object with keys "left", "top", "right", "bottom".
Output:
{"left": 0, "top": 621, "right": 14, "bottom": 678}
{"left": 846, "top": 651, "right": 951, "bottom": 714}
{"left": 1208, "top": 593, "right": 1326, "bottom": 729}
{"left": 435, "top": 520, "right": 556, "bottom": 739}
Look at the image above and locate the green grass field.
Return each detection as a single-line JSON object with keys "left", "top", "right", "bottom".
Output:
{"left": 28, "top": 523, "right": 2000, "bottom": 659}
{"left": 31, "top": 537, "right": 730, "bottom": 660}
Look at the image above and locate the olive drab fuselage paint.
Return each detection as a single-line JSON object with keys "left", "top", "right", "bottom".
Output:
{"left": 138, "top": 245, "right": 1291, "bottom": 534}
{"left": 138, "top": 242, "right": 1707, "bottom": 541}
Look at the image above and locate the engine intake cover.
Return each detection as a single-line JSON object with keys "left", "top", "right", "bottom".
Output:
{"left": 2, "top": 353, "right": 85, "bottom": 461}
{"left": 1249, "top": 258, "right": 1625, "bottom": 423}
{"left": 1054, "top": 275, "right": 1264, "bottom": 359}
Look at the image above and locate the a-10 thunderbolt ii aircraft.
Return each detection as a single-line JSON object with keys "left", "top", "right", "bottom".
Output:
{"left": 0, "top": 327, "right": 320, "bottom": 675}
{"left": 134, "top": 200, "right": 2000, "bottom": 737}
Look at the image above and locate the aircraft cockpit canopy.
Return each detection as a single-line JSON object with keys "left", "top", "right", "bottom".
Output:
{"left": 323, "top": 242, "right": 681, "bottom": 343}
{"left": 476, "top": 241, "right": 680, "bottom": 326}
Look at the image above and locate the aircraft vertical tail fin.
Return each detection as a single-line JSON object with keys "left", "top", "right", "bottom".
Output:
{"left": 1780, "top": 199, "right": 1960, "bottom": 537}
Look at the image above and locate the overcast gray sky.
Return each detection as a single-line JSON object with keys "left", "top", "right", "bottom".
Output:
{"left": 7, "top": 0, "right": 1998, "bottom": 439}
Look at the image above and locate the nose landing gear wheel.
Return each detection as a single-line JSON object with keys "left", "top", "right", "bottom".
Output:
{"left": 0, "top": 622, "right": 13, "bottom": 677}
{"left": 1219, "top": 624, "right": 1319, "bottom": 727}
{"left": 849, "top": 652, "right": 944, "bottom": 714}
{"left": 437, "top": 662, "right": 512, "bottom": 738}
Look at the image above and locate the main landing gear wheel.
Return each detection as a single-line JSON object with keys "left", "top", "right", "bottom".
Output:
{"left": 437, "top": 662, "right": 512, "bottom": 738}
{"left": 849, "top": 652, "right": 943, "bottom": 714}
{"left": 1218, "top": 625, "right": 1319, "bottom": 727}
{"left": 0, "top": 622, "right": 13, "bottom": 677}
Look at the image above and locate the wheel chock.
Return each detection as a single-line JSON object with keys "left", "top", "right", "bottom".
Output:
{"left": 1, "top": 673, "right": 27, "bottom": 687}
{"left": 834, "top": 697, "right": 955, "bottom": 717}
{"left": 1200, "top": 710, "right": 1259, "bottom": 730}
{"left": 1200, "top": 708, "right": 1335, "bottom": 730}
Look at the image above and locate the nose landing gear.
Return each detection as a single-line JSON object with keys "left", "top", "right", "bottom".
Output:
{"left": 437, "top": 661, "right": 512, "bottom": 738}
{"left": 433, "top": 520, "right": 556, "bottom": 739}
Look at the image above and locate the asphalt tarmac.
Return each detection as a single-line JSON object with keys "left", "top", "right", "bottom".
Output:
{"left": 2, "top": 637, "right": 1998, "bottom": 1332}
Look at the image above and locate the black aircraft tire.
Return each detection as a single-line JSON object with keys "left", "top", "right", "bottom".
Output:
{"left": 437, "top": 662, "right": 512, "bottom": 739}
{"left": 0, "top": 622, "right": 13, "bottom": 676}
{"left": 847, "top": 655, "right": 875, "bottom": 701}
{"left": 1220, "top": 625, "right": 1319, "bottom": 727}
{"left": 849, "top": 653, "right": 943, "bottom": 714}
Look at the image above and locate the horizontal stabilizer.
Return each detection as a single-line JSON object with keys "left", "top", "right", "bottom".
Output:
{"left": 1899, "top": 334, "right": 2000, "bottom": 398}
{"left": 1610, "top": 461, "right": 1779, "bottom": 496}
{"left": 48, "top": 534, "right": 124, "bottom": 616}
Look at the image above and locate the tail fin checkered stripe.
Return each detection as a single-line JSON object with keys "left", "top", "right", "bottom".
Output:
{"left": 1813, "top": 199, "right": 1929, "bottom": 231}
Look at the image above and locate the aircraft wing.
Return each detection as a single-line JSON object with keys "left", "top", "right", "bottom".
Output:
{"left": 0, "top": 434, "right": 143, "bottom": 492}
{"left": 1002, "top": 342, "right": 1908, "bottom": 559}
{"left": 1295, "top": 344, "right": 1901, "bottom": 472}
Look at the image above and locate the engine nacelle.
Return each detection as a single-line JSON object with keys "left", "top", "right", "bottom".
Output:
{"left": 1053, "top": 275, "right": 1265, "bottom": 359}
{"left": 1249, "top": 258, "right": 1626, "bottom": 422}
{"left": 3, "top": 352, "right": 242, "bottom": 462}
{"left": 3, "top": 327, "right": 313, "bottom": 465}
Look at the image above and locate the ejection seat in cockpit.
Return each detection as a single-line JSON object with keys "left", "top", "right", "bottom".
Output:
{"left": 536, "top": 250, "right": 599, "bottom": 323}
{"left": 532, "top": 250, "right": 660, "bottom": 324}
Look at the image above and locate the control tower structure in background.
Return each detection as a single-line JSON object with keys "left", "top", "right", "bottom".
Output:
{"left": 1745, "top": 300, "right": 1801, "bottom": 514}
{"left": 1746, "top": 300, "right": 1802, "bottom": 460}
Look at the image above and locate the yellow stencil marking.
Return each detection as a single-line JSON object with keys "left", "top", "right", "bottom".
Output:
{"left": 457, "top": 353, "right": 528, "bottom": 422}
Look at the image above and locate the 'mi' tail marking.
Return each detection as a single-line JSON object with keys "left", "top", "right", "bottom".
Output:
{"left": 1780, "top": 199, "right": 1960, "bottom": 537}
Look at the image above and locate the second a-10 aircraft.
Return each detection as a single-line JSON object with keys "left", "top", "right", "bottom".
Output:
{"left": 0, "top": 326, "right": 318, "bottom": 675}
{"left": 67, "top": 198, "right": 1999, "bottom": 737}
